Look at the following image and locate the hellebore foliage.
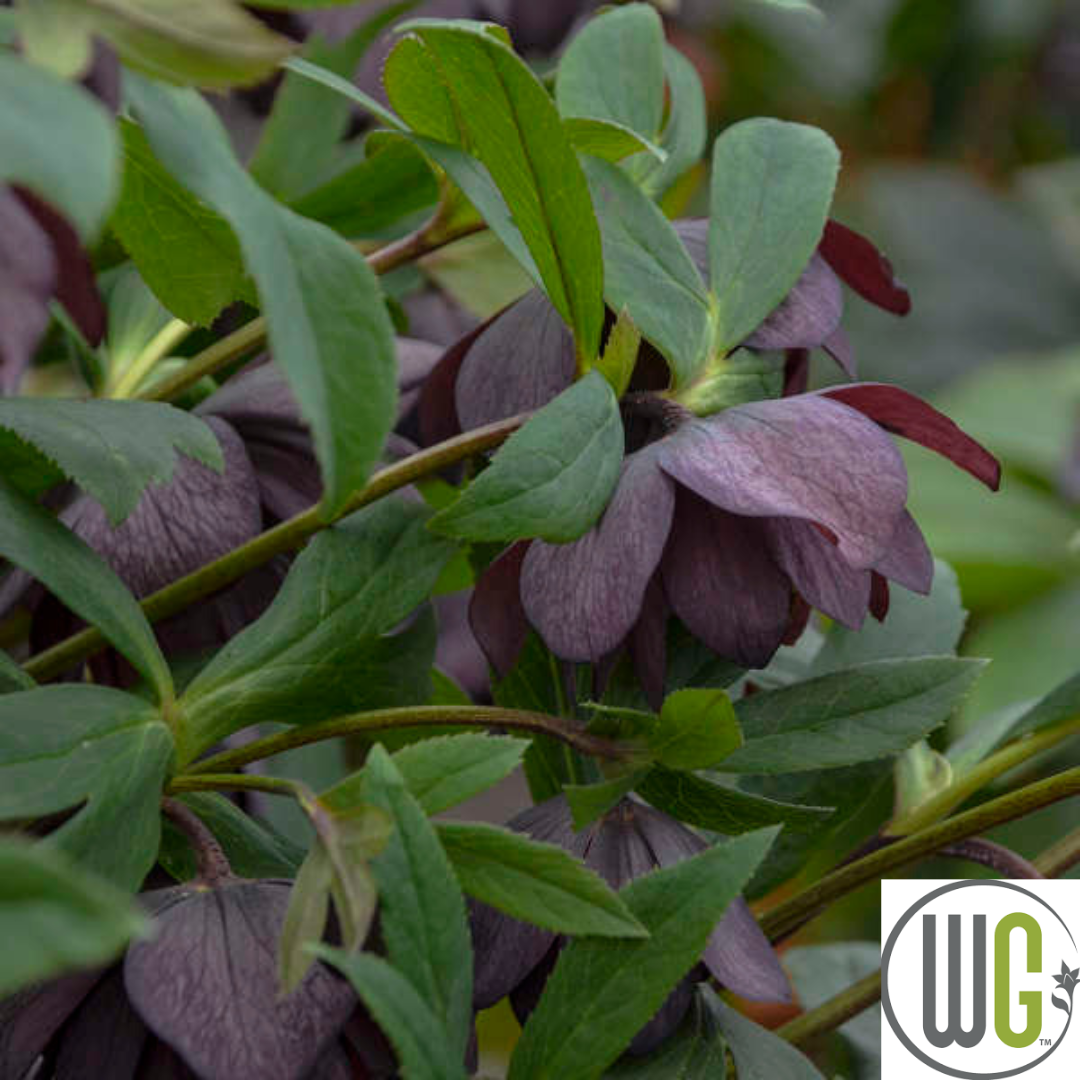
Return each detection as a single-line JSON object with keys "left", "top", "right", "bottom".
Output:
{"left": 0, "top": 3, "right": 1073, "bottom": 1080}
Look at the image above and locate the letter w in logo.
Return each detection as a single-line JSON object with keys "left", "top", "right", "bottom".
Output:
{"left": 923, "top": 914, "right": 987, "bottom": 1048}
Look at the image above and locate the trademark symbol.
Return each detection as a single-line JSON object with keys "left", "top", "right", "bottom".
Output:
{"left": 1040, "top": 1038, "right": 1053, "bottom": 1046}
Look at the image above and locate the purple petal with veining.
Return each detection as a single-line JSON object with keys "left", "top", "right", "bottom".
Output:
{"left": 521, "top": 447, "right": 675, "bottom": 663}
{"left": 470, "top": 897, "right": 558, "bottom": 1010}
{"left": 874, "top": 509, "right": 933, "bottom": 594}
{"left": 63, "top": 417, "right": 262, "bottom": 598}
{"left": 455, "top": 290, "right": 575, "bottom": 430}
{"left": 661, "top": 491, "right": 791, "bottom": 668}
{"left": 744, "top": 254, "right": 842, "bottom": 352}
{"left": 434, "top": 590, "right": 490, "bottom": 701}
{"left": 823, "top": 325, "right": 855, "bottom": 377}
{"left": 0, "top": 185, "right": 55, "bottom": 394}
{"left": 124, "top": 881, "right": 356, "bottom": 1080}
{"left": 765, "top": 517, "right": 870, "bottom": 630}
{"left": 627, "top": 977, "right": 697, "bottom": 1056}
{"left": 659, "top": 395, "right": 908, "bottom": 568}
{"left": 628, "top": 577, "right": 668, "bottom": 710}
{"left": 396, "top": 336, "right": 444, "bottom": 393}
{"left": 583, "top": 802, "right": 659, "bottom": 891}
{"left": 469, "top": 542, "right": 530, "bottom": 678}
{"left": 702, "top": 897, "right": 792, "bottom": 1003}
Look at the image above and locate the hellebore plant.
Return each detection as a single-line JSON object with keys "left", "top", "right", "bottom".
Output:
{"left": 2, "top": 5, "right": 1080, "bottom": 1080}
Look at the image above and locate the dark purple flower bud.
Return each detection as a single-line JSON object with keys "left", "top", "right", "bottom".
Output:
{"left": 470, "top": 796, "right": 789, "bottom": 1057}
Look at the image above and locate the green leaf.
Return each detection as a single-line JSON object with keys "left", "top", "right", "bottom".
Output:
{"left": 707, "top": 990, "right": 826, "bottom": 1080}
{"left": 291, "top": 135, "right": 438, "bottom": 239}
{"left": 158, "top": 792, "right": 304, "bottom": 881}
{"left": 708, "top": 119, "right": 839, "bottom": 352}
{"left": 110, "top": 119, "right": 252, "bottom": 326}
{"left": 0, "top": 685, "right": 173, "bottom": 889}
{"left": 566, "top": 118, "right": 666, "bottom": 164}
{"left": 250, "top": 6, "right": 413, "bottom": 201}
{"left": 179, "top": 498, "right": 454, "bottom": 761}
{"left": 723, "top": 658, "right": 987, "bottom": 774}
{"left": 638, "top": 766, "right": 831, "bottom": 835}
{"left": 893, "top": 741, "right": 953, "bottom": 823}
{"left": 0, "top": 650, "right": 34, "bottom": 694}
{"left": 566, "top": 770, "right": 649, "bottom": 830}
{"left": 602, "top": 984, "right": 728, "bottom": 1079}
{"left": 85, "top": 0, "right": 294, "bottom": 88}
{"left": 556, "top": 3, "right": 665, "bottom": 141}
{"left": 638, "top": 44, "right": 707, "bottom": 199}
{"left": 313, "top": 948, "right": 468, "bottom": 1080}
{"left": 508, "top": 828, "right": 778, "bottom": 1080}
{"left": 386, "top": 23, "right": 604, "bottom": 357}
{"left": 811, "top": 559, "right": 967, "bottom": 673}
{"left": 390, "top": 733, "right": 530, "bottom": 815}
{"left": 582, "top": 156, "right": 712, "bottom": 387}
{"left": 0, "top": 838, "right": 149, "bottom": 996}
{"left": 282, "top": 54, "right": 406, "bottom": 132}
{"left": 745, "top": 0, "right": 824, "bottom": 16}
{"left": 978, "top": 670, "right": 1080, "bottom": 748}
{"left": 430, "top": 371, "right": 623, "bottom": 543}
{"left": 126, "top": 77, "right": 398, "bottom": 519}
{"left": 0, "top": 397, "right": 223, "bottom": 525}
{"left": 361, "top": 745, "right": 473, "bottom": 1062}
{"left": 14, "top": 0, "right": 94, "bottom": 78}
{"left": 437, "top": 821, "right": 647, "bottom": 938}
{"left": 0, "top": 478, "right": 172, "bottom": 702}
{"left": 279, "top": 841, "right": 334, "bottom": 995}
{"left": 653, "top": 689, "right": 742, "bottom": 771}
{"left": 0, "top": 52, "right": 119, "bottom": 240}
{"left": 596, "top": 308, "right": 642, "bottom": 399}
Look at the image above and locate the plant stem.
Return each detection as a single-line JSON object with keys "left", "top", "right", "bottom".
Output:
{"left": 136, "top": 219, "right": 486, "bottom": 405}
{"left": 187, "top": 705, "right": 630, "bottom": 775}
{"left": 776, "top": 970, "right": 882, "bottom": 1048}
{"left": 1034, "top": 825, "right": 1080, "bottom": 878}
{"left": 109, "top": 317, "right": 192, "bottom": 398}
{"left": 22, "top": 415, "right": 525, "bottom": 682}
{"left": 760, "top": 765, "right": 1080, "bottom": 942}
{"left": 940, "top": 837, "right": 1042, "bottom": 878}
{"left": 167, "top": 773, "right": 309, "bottom": 800}
{"left": 161, "top": 796, "right": 233, "bottom": 884}
{"left": 887, "top": 714, "right": 1080, "bottom": 835}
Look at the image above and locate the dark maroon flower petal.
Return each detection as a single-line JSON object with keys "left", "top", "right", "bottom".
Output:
{"left": 822, "top": 382, "right": 1001, "bottom": 491}
{"left": 420, "top": 322, "right": 487, "bottom": 448}
{"left": 660, "top": 395, "right": 909, "bottom": 569}
{"left": 124, "top": 881, "right": 356, "bottom": 1080}
{"left": 133, "top": 1039, "right": 200, "bottom": 1079}
{"left": 403, "top": 285, "right": 480, "bottom": 348}
{"left": 628, "top": 577, "right": 668, "bottom": 711}
{"left": 823, "top": 325, "right": 855, "bottom": 377}
{"left": 81, "top": 40, "right": 121, "bottom": 112}
{"left": 782, "top": 349, "right": 810, "bottom": 397}
{"left": 15, "top": 186, "right": 106, "bottom": 347}
{"left": 504, "top": 0, "right": 597, "bottom": 53}
{"left": 63, "top": 417, "right": 262, "bottom": 598}
{"left": 819, "top": 219, "right": 911, "bottom": 316}
{"left": 765, "top": 517, "right": 870, "bottom": 630}
{"left": 661, "top": 491, "right": 791, "bottom": 669}
{"left": 744, "top": 254, "right": 843, "bottom": 352}
{"left": 702, "top": 898, "right": 792, "bottom": 1004}
{"left": 870, "top": 572, "right": 890, "bottom": 621}
{"left": 0, "top": 970, "right": 103, "bottom": 1077}
{"left": 873, "top": 510, "right": 933, "bottom": 594}
{"left": 455, "top": 290, "right": 576, "bottom": 431}
{"left": 783, "top": 593, "right": 812, "bottom": 646}
{"left": 469, "top": 542, "right": 531, "bottom": 678}
{"left": 54, "top": 967, "right": 151, "bottom": 1080}
{"left": 0, "top": 185, "right": 56, "bottom": 394}
{"left": 470, "top": 897, "right": 558, "bottom": 1011}
{"left": 521, "top": 447, "right": 675, "bottom": 663}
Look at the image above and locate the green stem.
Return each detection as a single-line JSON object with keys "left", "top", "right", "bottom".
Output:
{"left": 1034, "top": 825, "right": 1080, "bottom": 879}
{"left": 167, "top": 772, "right": 309, "bottom": 799}
{"left": 776, "top": 970, "right": 882, "bottom": 1048}
{"left": 186, "top": 705, "right": 630, "bottom": 775}
{"left": 888, "top": 714, "right": 1080, "bottom": 835}
{"left": 760, "top": 765, "right": 1080, "bottom": 942}
{"left": 136, "top": 218, "right": 486, "bottom": 405}
{"left": 22, "top": 415, "right": 526, "bottom": 682}
{"left": 109, "top": 317, "right": 192, "bottom": 398}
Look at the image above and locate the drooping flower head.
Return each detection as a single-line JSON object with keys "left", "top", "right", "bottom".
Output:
{"left": 470, "top": 795, "right": 790, "bottom": 1056}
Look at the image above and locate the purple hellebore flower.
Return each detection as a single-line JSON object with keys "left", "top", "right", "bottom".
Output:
{"left": 0, "top": 879, "right": 387, "bottom": 1080}
{"left": 0, "top": 186, "right": 106, "bottom": 395}
{"left": 420, "top": 222, "right": 998, "bottom": 701}
{"left": 470, "top": 795, "right": 790, "bottom": 1056}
